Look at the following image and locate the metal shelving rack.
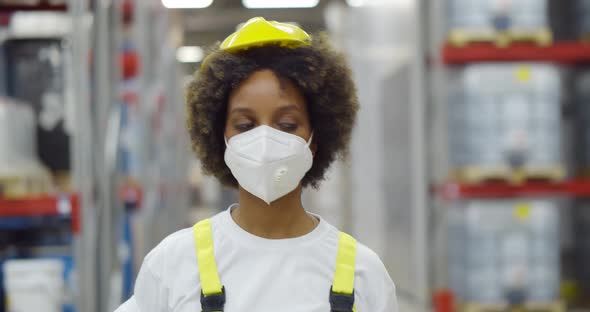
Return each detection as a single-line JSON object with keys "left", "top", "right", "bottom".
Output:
{"left": 0, "top": 195, "right": 80, "bottom": 232}
{"left": 125, "top": 0, "right": 188, "bottom": 264}
{"left": 437, "top": 180, "right": 590, "bottom": 200}
{"left": 332, "top": 1, "right": 431, "bottom": 311}
{"left": 427, "top": 1, "right": 590, "bottom": 311}
{"left": 67, "top": 1, "right": 98, "bottom": 310}
{"left": 91, "top": 0, "right": 189, "bottom": 310}
{"left": 0, "top": 1, "right": 95, "bottom": 311}
{"left": 0, "top": 0, "right": 189, "bottom": 311}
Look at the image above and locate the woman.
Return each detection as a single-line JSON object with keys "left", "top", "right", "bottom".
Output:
{"left": 116, "top": 17, "right": 397, "bottom": 312}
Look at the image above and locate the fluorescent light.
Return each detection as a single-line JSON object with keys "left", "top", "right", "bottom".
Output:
{"left": 162, "top": 0, "right": 213, "bottom": 9}
{"left": 346, "top": 0, "right": 365, "bottom": 6}
{"left": 10, "top": 12, "right": 71, "bottom": 38}
{"left": 346, "top": 0, "right": 412, "bottom": 7}
{"left": 176, "top": 46, "right": 204, "bottom": 63}
{"left": 242, "top": 0, "right": 319, "bottom": 9}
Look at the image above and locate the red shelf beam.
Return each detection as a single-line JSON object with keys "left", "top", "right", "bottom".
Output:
{"left": 0, "top": 193, "right": 81, "bottom": 233}
{"left": 437, "top": 180, "right": 590, "bottom": 200}
{"left": 442, "top": 42, "right": 590, "bottom": 65}
{"left": 0, "top": 5, "right": 67, "bottom": 12}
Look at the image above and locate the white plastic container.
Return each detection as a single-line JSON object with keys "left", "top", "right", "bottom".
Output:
{"left": 448, "top": 63, "right": 562, "bottom": 172}
{"left": 575, "top": 70, "right": 590, "bottom": 169}
{"left": 575, "top": 0, "right": 590, "bottom": 37}
{"left": 0, "top": 97, "right": 52, "bottom": 196}
{"left": 573, "top": 202, "right": 590, "bottom": 296}
{"left": 0, "top": 97, "right": 36, "bottom": 163}
{"left": 3, "top": 259, "right": 64, "bottom": 312}
{"left": 448, "top": 199, "right": 560, "bottom": 304}
{"left": 447, "top": 0, "right": 549, "bottom": 33}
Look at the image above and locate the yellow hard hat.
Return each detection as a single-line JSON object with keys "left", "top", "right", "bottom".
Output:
{"left": 222, "top": 17, "right": 311, "bottom": 51}
{"left": 201, "top": 17, "right": 311, "bottom": 68}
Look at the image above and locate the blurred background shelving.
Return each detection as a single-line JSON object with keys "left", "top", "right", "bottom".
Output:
{"left": 3, "top": 0, "right": 590, "bottom": 312}
{"left": 430, "top": 1, "right": 590, "bottom": 311}
{"left": 443, "top": 42, "right": 590, "bottom": 65}
{"left": 438, "top": 180, "right": 590, "bottom": 199}
{"left": 0, "top": 0, "right": 187, "bottom": 312}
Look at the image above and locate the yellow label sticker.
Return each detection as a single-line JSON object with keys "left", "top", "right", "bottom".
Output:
{"left": 560, "top": 280, "right": 579, "bottom": 301}
{"left": 515, "top": 66, "right": 532, "bottom": 82}
{"left": 514, "top": 203, "right": 531, "bottom": 221}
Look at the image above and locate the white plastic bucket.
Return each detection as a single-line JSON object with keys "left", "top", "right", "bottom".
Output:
{"left": 3, "top": 259, "right": 64, "bottom": 312}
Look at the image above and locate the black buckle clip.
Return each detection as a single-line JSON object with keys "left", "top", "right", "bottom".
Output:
{"left": 201, "top": 286, "right": 226, "bottom": 312}
{"left": 329, "top": 286, "right": 355, "bottom": 312}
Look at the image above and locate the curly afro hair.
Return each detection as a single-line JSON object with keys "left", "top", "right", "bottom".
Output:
{"left": 186, "top": 33, "right": 359, "bottom": 188}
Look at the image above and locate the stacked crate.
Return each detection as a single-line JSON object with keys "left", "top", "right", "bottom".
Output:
{"left": 447, "top": 0, "right": 552, "bottom": 47}
{"left": 575, "top": 71, "right": 590, "bottom": 175}
{"left": 442, "top": 0, "right": 590, "bottom": 309}
{"left": 448, "top": 200, "right": 560, "bottom": 304}
{"left": 443, "top": 1, "right": 566, "bottom": 310}
{"left": 448, "top": 63, "right": 563, "bottom": 184}
{"left": 574, "top": 71, "right": 590, "bottom": 303}
{"left": 576, "top": 0, "right": 590, "bottom": 41}
{"left": 573, "top": 204, "right": 590, "bottom": 303}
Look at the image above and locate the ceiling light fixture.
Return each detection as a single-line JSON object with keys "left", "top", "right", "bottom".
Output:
{"left": 176, "top": 46, "right": 204, "bottom": 63}
{"left": 242, "top": 0, "right": 319, "bottom": 9}
{"left": 162, "top": 0, "right": 213, "bottom": 9}
{"left": 346, "top": 0, "right": 365, "bottom": 6}
{"left": 346, "top": 0, "right": 413, "bottom": 8}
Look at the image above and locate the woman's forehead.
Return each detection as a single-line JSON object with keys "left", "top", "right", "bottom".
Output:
{"left": 228, "top": 69, "right": 306, "bottom": 113}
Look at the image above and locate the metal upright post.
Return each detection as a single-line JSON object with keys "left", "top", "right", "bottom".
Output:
{"left": 68, "top": 0, "right": 97, "bottom": 311}
{"left": 105, "top": 1, "right": 125, "bottom": 309}
{"left": 409, "top": 0, "right": 430, "bottom": 309}
{"left": 132, "top": 0, "right": 150, "bottom": 259}
{"left": 93, "top": 0, "right": 120, "bottom": 310}
{"left": 428, "top": 0, "right": 453, "bottom": 292}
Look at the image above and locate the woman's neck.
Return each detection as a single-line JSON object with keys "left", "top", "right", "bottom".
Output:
{"left": 231, "top": 186, "right": 318, "bottom": 239}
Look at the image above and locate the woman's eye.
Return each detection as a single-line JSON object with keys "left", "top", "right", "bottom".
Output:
{"left": 278, "top": 123, "right": 298, "bottom": 132}
{"left": 235, "top": 123, "right": 255, "bottom": 132}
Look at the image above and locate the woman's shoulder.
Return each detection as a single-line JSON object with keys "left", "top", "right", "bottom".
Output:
{"left": 140, "top": 227, "right": 194, "bottom": 275}
{"left": 354, "top": 241, "right": 390, "bottom": 278}
{"left": 355, "top": 241, "right": 384, "bottom": 264}
{"left": 351, "top": 239, "right": 397, "bottom": 308}
{"left": 323, "top": 221, "right": 392, "bottom": 282}
{"left": 147, "top": 211, "right": 228, "bottom": 259}
{"left": 143, "top": 211, "right": 229, "bottom": 266}
{"left": 319, "top": 220, "right": 388, "bottom": 272}
{"left": 153, "top": 227, "right": 195, "bottom": 254}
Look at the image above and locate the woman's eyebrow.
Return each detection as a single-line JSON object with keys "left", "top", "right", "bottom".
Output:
{"left": 229, "top": 107, "right": 254, "bottom": 115}
{"left": 276, "top": 104, "right": 301, "bottom": 113}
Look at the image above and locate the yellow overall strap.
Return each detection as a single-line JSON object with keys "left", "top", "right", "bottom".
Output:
{"left": 193, "top": 219, "right": 225, "bottom": 311}
{"left": 331, "top": 231, "right": 358, "bottom": 312}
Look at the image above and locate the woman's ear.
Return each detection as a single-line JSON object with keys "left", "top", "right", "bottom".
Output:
{"left": 308, "top": 131, "right": 317, "bottom": 156}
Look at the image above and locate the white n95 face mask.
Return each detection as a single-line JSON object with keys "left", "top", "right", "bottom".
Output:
{"left": 224, "top": 125, "right": 313, "bottom": 204}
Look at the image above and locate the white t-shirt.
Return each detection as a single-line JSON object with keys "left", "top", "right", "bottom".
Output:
{"left": 115, "top": 207, "right": 398, "bottom": 312}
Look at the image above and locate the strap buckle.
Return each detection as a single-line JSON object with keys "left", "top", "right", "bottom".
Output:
{"left": 201, "top": 286, "right": 226, "bottom": 312}
{"left": 330, "top": 286, "right": 355, "bottom": 312}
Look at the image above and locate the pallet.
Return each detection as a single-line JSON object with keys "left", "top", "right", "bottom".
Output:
{"left": 448, "top": 28, "right": 553, "bottom": 48}
{"left": 577, "top": 167, "right": 590, "bottom": 178}
{"left": 451, "top": 166, "right": 566, "bottom": 185}
{"left": 0, "top": 173, "right": 52, "bottom": 199}
{"left": 53, "top": 171, "right": 72, "bottom": 193}
{"left": 460, "top": 301, "right": 565, "bottom": 312}
{"left": 581, "top": 33, "right": 590, "bottom": 43}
